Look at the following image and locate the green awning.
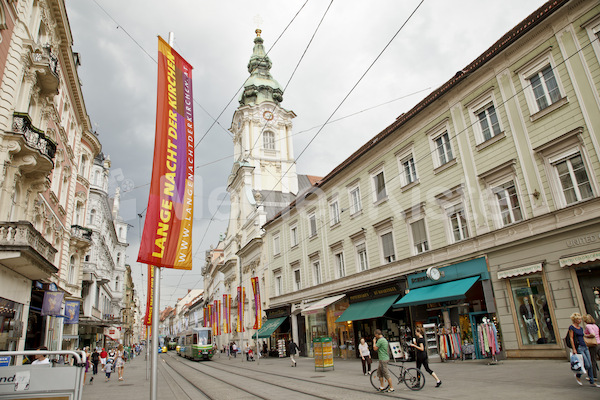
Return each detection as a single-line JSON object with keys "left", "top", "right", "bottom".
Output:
{"left": 336, "top": 295, "right": 400, "bottom": 323}
{"left": 255, "top": 317, "right": 287, "bottom": 338}
{"left": 393, "top": 276, "right": 479, "bottom": 308}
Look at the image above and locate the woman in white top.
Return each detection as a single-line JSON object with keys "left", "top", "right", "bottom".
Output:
{"left": 358, "top": 338, "right": 372, "bottom": 375}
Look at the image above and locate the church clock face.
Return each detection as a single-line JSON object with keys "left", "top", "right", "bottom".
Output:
{"left": 263, "top": 110, "right": 274, "bottom": 121}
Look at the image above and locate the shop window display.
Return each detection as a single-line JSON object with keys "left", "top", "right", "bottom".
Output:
{"left": 509, "top": 273, "right": 556, "bottom": 345}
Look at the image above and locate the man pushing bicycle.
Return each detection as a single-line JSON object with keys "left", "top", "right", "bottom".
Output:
{"left": 373, "top": 329, "right": 394, "bottom": 393}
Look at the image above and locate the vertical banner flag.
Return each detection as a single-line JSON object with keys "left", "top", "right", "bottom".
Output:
{"left": 41, "top": 292, "right": 64, "bottom": 316}
{"left": 213, "top": 300, "right": 219, "bottom": 335}
{"left": 64, "top": 300, "right": 80, "bottom": 324}
{"left": 223, "top": 294, "right": 230, "bottom": 334}
{"left": 207, "top": 304, "right": 213, "bottom": 328}
{"left": 252, "top": 277, "right": 262, "bottom": 330}
{"left": 236, "top": 287, "right": 245, "bottom": 333}
{"left": 137, "top": 36, "right": 195, "bottom": 270}
{"left": 217, "top": 300, "right": 222, "bottom": 335}
{"left": 203, "top": 307, "right": 208, "bottom": 327}
{"left": 144, "top": 265, "right": 155, "bottom": 326}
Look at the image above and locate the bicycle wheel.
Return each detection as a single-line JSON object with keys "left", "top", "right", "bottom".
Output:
{"left": 370, "top": 369, "right": 389, "bottom": 390}
{"left": 403, "top": 368, "right": 425, "bottom": 391}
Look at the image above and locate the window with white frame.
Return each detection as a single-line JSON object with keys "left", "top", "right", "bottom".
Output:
{"left": 518, "top": 50, "right": 565, "bottom": 116}
{"left": 274, "top": 273, "right": 283, "bottom": 296}
{"left": 356, "top": 242, "right": 368, "bottom": 271}
{"left": 68, "top": 256, "right": 76, "bottom": 284}
{"left": 273, "top": 234, "right": 281, "bottom": 255}
{"left": 263, "top": 131, "right": 275, "bottom": 150}
{"left": 434, "top": 131, "right": 453, "bottom": 166}
{"left": 293, "top": 269, "right": 301, "bottom": 291}
{"left": 329, "top": 200, "right": 340, "bottom": 226}
{"left": 371, "top": 169, "right": 387, "bottom": 202}
{"left": 308, "top": 213, "right": 317, "bottom": 237}
{"left": 447, "top": 205, "right": 469, "bottom": 242}
{"left": 476, "top": 103, "right": 501, "bottom": 142}
{"left": 553, "top": 153, "right": 593, "bottom": 205}
{"left": 493, "top": 180, "right": 523, "bottom": 226}
{"left": 380, "top": 232, "right": 395, "bottom": 263}
{"left": 290, "top": 224, "right": 298, "bottom": 247}
{"left": 348, "top": 185, "right": 362, "bottom": 214}
{"left": 411, "top": 219, "right": 429, "bottom": 254}
{"left": 334, "top": 252, "right": 345, "bottom": 278}
{"left": 400, "top": 154, "right": 418, "bottom": 186}
{"left": 313, "top": 260, "right": 322, "bottom": 285}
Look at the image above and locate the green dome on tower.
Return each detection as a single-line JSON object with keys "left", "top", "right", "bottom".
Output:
{"left": 239, "top": 29, "right": 284, "bottom": 106}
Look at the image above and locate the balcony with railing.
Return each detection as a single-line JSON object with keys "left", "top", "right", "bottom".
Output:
{"left": 31, "top": 45, "right": 60, "bottom": 94}
{"left": 0, "top": 221, "right": 57, "bottom": 280}
{"left": 70, "top": 224, "right": 92, "bottom": 249}
{"left": 10, "top": 113, "right": 57, "bottom": 173}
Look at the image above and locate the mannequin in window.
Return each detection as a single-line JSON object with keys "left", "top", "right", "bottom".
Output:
{"left": 519, "top": 297, "right": 538, "bottom": 343}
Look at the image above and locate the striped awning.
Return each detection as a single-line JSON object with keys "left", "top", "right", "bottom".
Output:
{"left": 497, "top": 263, "right": 543, "bottom": 279}
{"left": 560, "top": 251, "right": 600, "bottom": 268}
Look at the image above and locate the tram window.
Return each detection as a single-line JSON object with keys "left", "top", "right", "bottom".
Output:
{"left": 193, "top": 334, "right": 198, "bottom": 344}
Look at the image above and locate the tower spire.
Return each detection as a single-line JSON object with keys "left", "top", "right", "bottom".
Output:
{"left": 239, "top": 30, "right": 283, "bottom": 106}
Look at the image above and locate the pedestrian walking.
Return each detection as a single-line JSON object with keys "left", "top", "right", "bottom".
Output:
{"left": 100, "top": 348, "right": 107, "bottom": 371}
{"left": 569, "top": 312, "right": 599, "bottom": 387}
{"left": 410, "top": 327, "right": 442, "bottom": 387}
{"left": 358, "top": 338, "right": 372, "bottom": 375}
{"left": 90, "top": 348, "right": 100, "bottom": 384}
{"left": 115, "top": 344, "right": 126, "bottom": 381}
{"left": 372, "top": 329, "right": 394, "bottom": 393}
{"left": 584, "top": 314, "right": 600, "bottom": 378}
{"left": 232, "top": 342, "right": 238, "bottom": 358}
{"left": 105, "top": 359, "right": 113, "bottom": 382}
{"left": 288, "top": 340, "right": 299, "bottom": 367}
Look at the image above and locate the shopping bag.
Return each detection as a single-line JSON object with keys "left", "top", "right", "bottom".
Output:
{"left": 570, "top": 352, "right": 586, "bottom": 374}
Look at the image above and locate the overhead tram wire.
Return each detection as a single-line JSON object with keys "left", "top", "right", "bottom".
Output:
{"left": 254, "top": 0, "right": 426, "bottom": 214}
{"left": 193, "top": 0, "right": 310, "bottom": 150}
{"left": 89, "top": 0, "right": 233, "bottom": 140}
{"left": 166, "top": 0, "right": 321, "bottom": 305}
{"left": 178, "top": 0, "right": 426, "bottom": 301}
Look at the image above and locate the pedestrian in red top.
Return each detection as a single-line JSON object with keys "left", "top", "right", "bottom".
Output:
{"left": 100, "top": 348, "right": 108, "bottom": 371}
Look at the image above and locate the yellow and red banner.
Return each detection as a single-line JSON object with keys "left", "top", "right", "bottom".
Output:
{"left": 237, "top": 287, "right": 245, "bottom": 333}
{"left": 203, "top": 307, "right": 208, "bottom": 327}
{"left": 207, "top": 304, "right": 213, "bottom": 329}
{"left": 214, "top": 300, "right": 221, "bottom": 335}
{"left": 252, "top": 277, "right": 262, "bottom": 330}
{"left": 144, "top": 265, "right": 155, "bottom": 326}
{"left": 223, "top": 294, "right": 230, "bottom": 334}
{"left": 138, "top": 36, "right": 194, "bottom": 270}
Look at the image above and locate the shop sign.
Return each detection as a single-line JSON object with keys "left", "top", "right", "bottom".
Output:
{"left": 560, "top": 251, "right": 600, "bottom": 268}
{"left": 566, "top": 233, "right": 600, "bottom": 248}
{"left": 265, "top": 306, "right": 291, "bottom": 319}
{"left": 0, "top": 357, "right": 10, "bottom": 367}
{"left": 347, "top": 283, "right": 402, "bottom": 303}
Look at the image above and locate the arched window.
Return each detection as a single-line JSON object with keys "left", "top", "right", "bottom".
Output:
{"left": 88, "top": 209, "right": 96, "bottom": 225}
{"left": 68, "top": 256, "right": 76, "bottom": 284}
{"left": 116, "top": 253, "right": 121, "bottom": 266}
{"left": 75, "top": 202, "right": 82, "bottom": 226}
{"left": 80, "top": 155, "right": 88, "bottom": 177}
{"left": 94, "top": 170, "right": 100, "bottom": 185}
{"left": 263, "top": 131, "right": 275, "bottom": 150}
{"left": 115, "top": 276, "right": 120, "bottom": 292}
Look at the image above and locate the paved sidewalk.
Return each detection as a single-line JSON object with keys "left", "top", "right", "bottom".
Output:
{"left": 83, "top": 351, "right": 596, "bottom": 399}
{"left": 82, "top": 352, "right": 185, "bottom": 400}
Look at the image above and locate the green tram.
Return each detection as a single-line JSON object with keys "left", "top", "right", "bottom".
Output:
{"left": 179, "top": 327, "right": 215, "bottom": 361}
{"left": 167, "top": 337, "right": 178, "bottom": 351}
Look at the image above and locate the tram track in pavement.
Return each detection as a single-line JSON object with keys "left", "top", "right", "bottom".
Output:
{"left": 163, "top": 352, "right": 416, "bottom": 399}
{"left": 163, "top": 352, "right": 334, "bottom": 399}
{"left": 158, "top": 352, "right": 214, "bottom": 400}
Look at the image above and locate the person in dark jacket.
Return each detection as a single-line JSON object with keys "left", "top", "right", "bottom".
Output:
{"left": 90, "top": 348, "right": 100, "bottom": 383}
{"left": 288, "top": 340, "right": 299, "bottom": 367}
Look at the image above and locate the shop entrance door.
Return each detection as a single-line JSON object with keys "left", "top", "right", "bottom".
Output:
{"left": 576, "top": 267, "right": 600, "bottom": 321}
{"left": 297, "top": 314, "right": 306, "bottom": 355}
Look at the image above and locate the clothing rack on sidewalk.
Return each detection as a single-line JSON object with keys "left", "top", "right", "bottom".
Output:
{"left": 437, "top": 326, "right": 462, "bottom": 361}
{"left": 477, "top": 317, "right": 500, "bottom": 365}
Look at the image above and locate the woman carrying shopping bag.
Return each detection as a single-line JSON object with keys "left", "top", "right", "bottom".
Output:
{"left": 569, "top": 312, "right": 599, "bottom": 387}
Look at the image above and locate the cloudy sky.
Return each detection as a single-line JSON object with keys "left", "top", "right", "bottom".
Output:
{"left": 64, "top": 0, "right": 545, "bottom": 308}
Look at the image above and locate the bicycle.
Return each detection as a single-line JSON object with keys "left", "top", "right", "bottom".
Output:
{"left": 370, "top": 360, "right": 425, "bottom": 391}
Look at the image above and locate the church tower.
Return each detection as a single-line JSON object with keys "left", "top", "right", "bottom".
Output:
{"left": 229, "top": 29, "right": 298, "bottom": 199}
